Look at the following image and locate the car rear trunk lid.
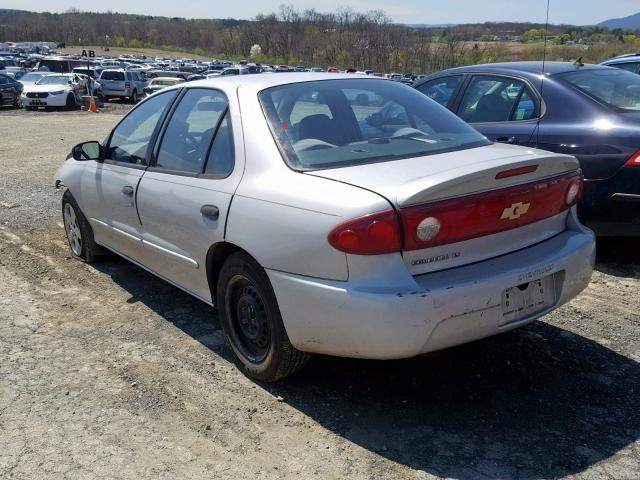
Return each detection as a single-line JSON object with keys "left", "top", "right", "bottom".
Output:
{"left": 310, "top": 143, "right": 581, "bottom": 274}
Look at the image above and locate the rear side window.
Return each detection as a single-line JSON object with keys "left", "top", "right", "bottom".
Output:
{"left": 458, "top": 75, "right": 538, "bottom": 123}
{"left": 611, "top": 62, "right": 640, "bottom": 74}
{"left": 156, "top": 89, "right": 228, "bottom": 173}
{"left": 260, "top": 79, "right": 489, "bottom": 170}
{"left": 106, "top": 91, "right": 178, "bottom": 165}
{"left": 101, "top": 71, "right": 125, "bottom": 81}
{"left": 204, "top": 112, "right": 234, "bottom": 176}
{"left": 415, "top": 76, "right": 462, "bottom": 107}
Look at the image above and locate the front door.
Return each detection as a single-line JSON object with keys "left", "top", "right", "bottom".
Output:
{"left": 81, "top": 89, "right": 178, "bottom": 259}
{"left": 136, "top": 88, "right": 240, "bottom": 302}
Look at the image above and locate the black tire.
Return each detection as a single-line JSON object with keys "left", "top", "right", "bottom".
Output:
{"left": 65, "top": 93, "right": 75, "bottom": 110}
{"left": 61, "top": 190, "right": 101, "bottom": 263}
{"left": 217, "top": 252, "right": 311, "bottom": 382}
{"left": 130, "top": 90, "right": 138, "bottom": 104}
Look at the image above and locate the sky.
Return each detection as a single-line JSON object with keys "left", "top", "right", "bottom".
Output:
{"left": 3, "top": 0, "right": 639, "bottom": 25}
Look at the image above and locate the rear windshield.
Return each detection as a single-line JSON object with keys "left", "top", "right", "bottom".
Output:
{"left": 557, "top": 68, "right": 640, "bottom": 111}
{"left": 259, "top": 79, "right": 490, "bottom": 170}
{"left": 38, "top": 59, "right": 84, "bottom": 73}
{"left": 101, "top": 71, "right": 125, "bottom": 81}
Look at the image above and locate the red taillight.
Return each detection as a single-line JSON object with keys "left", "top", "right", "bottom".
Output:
{"left": 495, "top": 164, "right": 538, "bottom": 179}
{"left": 400, "top": 171, "right": 583, "bottom": 250}
{"left": 626, "top": 150, "right": 640, "bottom": 167}
{"left": 327, "top": 210, "right": 401, "bottom": 255}
{"left": 125, "top": 81, "right": 131, "bottom": 88}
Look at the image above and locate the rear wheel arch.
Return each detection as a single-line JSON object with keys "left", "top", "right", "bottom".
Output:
{"left": 206, "top": 241, "right": 255, "bottom": 302}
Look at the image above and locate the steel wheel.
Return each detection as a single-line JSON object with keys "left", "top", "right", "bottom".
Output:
{"left": 226, "top": 275, "right": 271, "bottom": 363}
{"left": 63, "top": 203, "right": 82, "bottom": 256}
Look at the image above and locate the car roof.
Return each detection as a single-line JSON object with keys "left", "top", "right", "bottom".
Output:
{"left": 184, "top": 72, "right": 384, "bottom": 94}
{"left": 601, "top": 54, "right": 640, "bottom": 65}
{"left": 428, "top": 61, "right": 611, "bottom": 77}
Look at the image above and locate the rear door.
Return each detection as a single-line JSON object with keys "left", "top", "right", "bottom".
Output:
{"left": 136, "top": 87, "right": 241, "bottom": 302}
{"left": 455, "top": 74, "right": 540, "bottom": 146}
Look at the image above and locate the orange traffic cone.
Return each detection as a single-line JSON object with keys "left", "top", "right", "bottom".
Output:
{"left": 88, "top": 96, "right": 99, "bottom": 113}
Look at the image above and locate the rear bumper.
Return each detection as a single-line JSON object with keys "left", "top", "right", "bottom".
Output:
{"left": 582, "top": 167, "right": 640, "bottom": 236}
{"left": 102, "top": 88, "right": 131, "bottom": 96}
{"left": 268, "top": 222, "right": 594, "bottom": 359}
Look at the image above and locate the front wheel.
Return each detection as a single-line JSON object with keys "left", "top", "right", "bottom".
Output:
{"left": 61, "top": 190, "right": 101, "bottom": 263}
{"left": 65, "top": 93, "right": 75, "bottom": 110}
{"left": 217, "top": 252, "right": 311, "bottom": 382}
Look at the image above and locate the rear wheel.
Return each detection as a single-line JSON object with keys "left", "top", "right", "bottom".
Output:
{"left": 217, "top": 252, "right": 311, "bottom": 382}
{"left": 130, "top": 90, "right": 138, "bottom": 104}
{"left": 61, "top": 190, "right": 101, "bottom": 263}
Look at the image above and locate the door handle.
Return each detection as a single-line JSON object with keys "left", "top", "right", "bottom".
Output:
{"left": 121, "top": 185, "right": 134, "bottom": 196}
{"left": 200, "top": 205, "right": 220, "bottom": 219}
{"left": 496, "top": 136, "right": 518, "bottom": 144}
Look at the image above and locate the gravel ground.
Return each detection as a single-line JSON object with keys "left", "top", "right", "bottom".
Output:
{"left": 0, "top": 106, "right": 130, "bottom": 228}
{"left": 0, "top": 109, "right": 639, "bottom": 480}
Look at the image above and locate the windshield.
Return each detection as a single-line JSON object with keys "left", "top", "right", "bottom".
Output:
{"left": 557, "top": 68, "right": 640, "bottom": 111}
{"left": 259, "top": 79, "right": 490, "bottom": 169}
{"left": 21, "top": 73, "right": 47, "bottom": 82}
{"left": 36, "top": 75, "right": 69, "bottom": 85}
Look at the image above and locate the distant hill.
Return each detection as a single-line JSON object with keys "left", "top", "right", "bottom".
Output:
{"left": 598, "top": 11, "right": 640, "bottom": 30}
{"left": 405, "top": 23, "right": 456, "bottom": 29}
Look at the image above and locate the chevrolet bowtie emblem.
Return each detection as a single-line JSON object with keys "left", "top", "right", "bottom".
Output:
{"left": 501, "top": 202, "right": 531, "bottom": 220}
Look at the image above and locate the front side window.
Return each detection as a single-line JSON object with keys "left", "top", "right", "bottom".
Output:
{"left": 260, "top": 79, "right": 489, "bottom": 170}
{"left": 458, "top": 75, "right": 538, "bottom": 123}
{"left": 557, "top": 68, "right": 640, "bottom": 111}
{"left": 106, "top": 90, "right": 178, "bottom": 165}
{"left": 155, "top": 88, "right": 228, "bottom": 173}
{"left": 415, "top": 76, "right": 462, "bottom": 107}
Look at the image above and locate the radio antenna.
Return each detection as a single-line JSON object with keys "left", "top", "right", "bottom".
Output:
{"left": 536, "top": 0, "right": 551, "bottom": 147}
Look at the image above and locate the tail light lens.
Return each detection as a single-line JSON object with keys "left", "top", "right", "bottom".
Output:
{"left": 125, "top": 81, "right": 131, "bottom": 89}
{"left": 625, "top": 150, "right": 640, "bottom": 167}
{"left": 400, "top": 171, "right": 583, "bottom": 250}
{"left": 327, "top": 210, "right": 401, "bottom": 255}
{"left": 328, "top": 171, "right": 583, "bottom": 255}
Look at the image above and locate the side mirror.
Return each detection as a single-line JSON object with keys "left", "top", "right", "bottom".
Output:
{"left": 72, "top": 141, "right": 102, "bottom": 161}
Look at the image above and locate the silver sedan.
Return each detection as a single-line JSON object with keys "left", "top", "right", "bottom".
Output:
{"left": 55, "top": 73, "right": 595, "bottom": 381}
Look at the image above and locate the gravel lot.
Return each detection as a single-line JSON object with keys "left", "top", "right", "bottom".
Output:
{"left": 0, "top": 108, "right": 639, "bottom": 480}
